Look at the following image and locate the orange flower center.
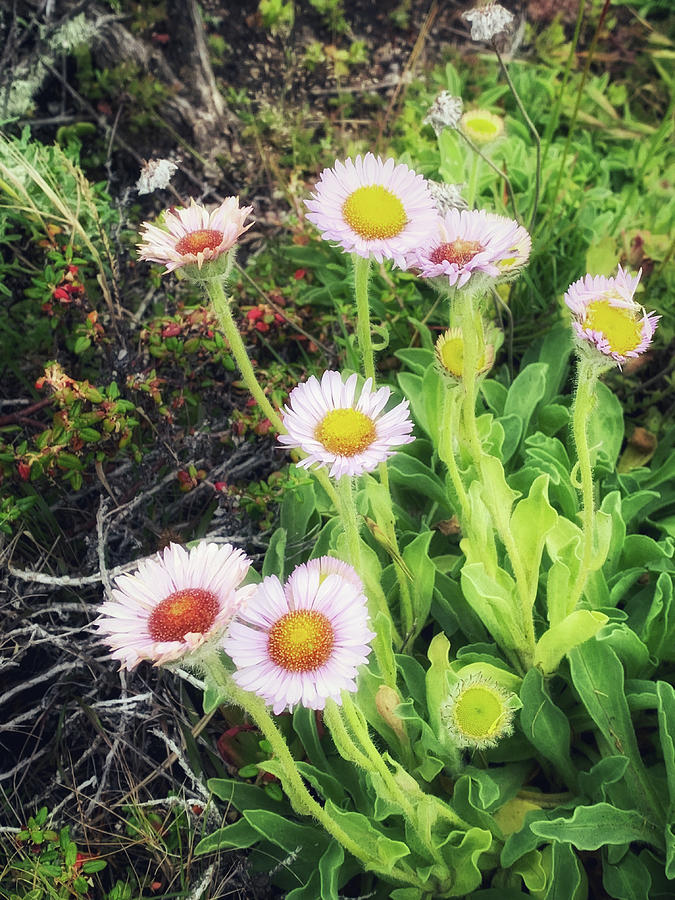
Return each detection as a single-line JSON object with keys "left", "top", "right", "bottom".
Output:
{"left": 267, "top": 610, "right": 334, "bottom": 672}
{"left": 430, "top": 239, "right": 483, "bottom": 267}
{"left": 175, "top": 229, "right": 224, "bottom": 256}
{"left": 148, "top": 588, "right": 219, "bottom": 642}
{"left": 315, "top": 408, "right": 376, "bottom": 456}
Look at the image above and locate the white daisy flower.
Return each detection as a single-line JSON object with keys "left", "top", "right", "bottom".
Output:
{"left": 278, "top": 370, "right": 414, "bottom": 478}
{"left": 224, "top": 565, "right": 375, "bottom": 714}
{"left": 305, "top": 153, "right": 440, "bottom": 266}
{"left": 96, "top": 542, "right": 255, "bottom": 669}
{"left": 137, "top": 197, "right": 253, "bottom": 275}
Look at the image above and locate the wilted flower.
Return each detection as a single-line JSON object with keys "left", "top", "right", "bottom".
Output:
{"left": 424, "top": 91, "right": 464, "bottom": 136}
{"left": 136, "top": 158, "right": 178, "bottom": 195}
{"left": 279, "top": 371, "right": 414, "bottom": 478}
{"left": 427, "top": 180, "right": 468, "bottom": 215}
{"left": 96, "top": 542, "right": 255, "bottom": 669}
{"left": 137, "top": 197, "right": 253, "bottom": 276}
{"left": 224, "top": 564, "right": 375, "bottom": 714}
{"left": 405, "top": 208, "right": 527, "bottom": 289}
{"left": 460, "top": 109, "right": 505, "bottom": 145}
{"left": 441, "top": 673, "right": 518, "bottom": 749}
{"left": 564, "top": 266, "right": 659, "bottom": 365}
{"left": 435, "top": 327, "right": 495, "bottom": 380}
{"left": 462, "top": 2, "right": 514, "bottom": 43}
{"left": 305, "top": 153, "right": 439, "bottom": 266}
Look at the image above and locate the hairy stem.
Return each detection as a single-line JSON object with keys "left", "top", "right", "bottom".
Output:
{"left": 353, "top": 254, "right": 375, "bottom": 382}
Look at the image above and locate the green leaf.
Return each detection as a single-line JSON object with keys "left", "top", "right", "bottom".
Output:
{"left": 422, "top": 363, "right": 447, "bottom": 446}
{"left": 73, "top": 336, "right": 91, "bottom": 354}
{"left": 568, "top": 640, "right": 665, "bottom": 823}
{"left": 402, "top": 531, "right": 435, "bottom": 631}
{"left": 389, "top": 453, "right": 453, "bottom": 516}
{"left": 195, "top": 818, "right": 260, "bottom": 854}
{"left": 323, "top": 801, "right": 412, "bottom": 873}
{"left": 280, "top": 476, "right": 317, "bottom": 569}
{"left": 292, "top": 705, "right": 331, "bottom": 771}
{"left": 509, "top": 474, "right": 558, "bottom": 609}
{"left": 503, "top": 363, "right": 548, "bottom": 449}
{"left": 245, "top": 807, "right": 330, "bottom": 856}
{"left": 534, "top": 610, "right": 608, "bottom": 674}
{"left": 262, "top": 526, "right": 287, "bottom": 578}
{"left": 531, "top": 803, "right": 660, "bottom": 851}
{"left": 81, "top": 859, "right": 106, "bottom": 873}
{"left": 438, "top": 826, "right": 493, "bottom": 896}
{"left": 207, "top": 777, "right": 291, "bottom": 815}
{"left": 519, "top": 669, "right": 576, "bottom": 787}
{"left": 587, "top": 382, "right": 624, "bottom": 471}
{"left": 540, "top": 842, "right": 585, "bottom": 900}
{"left": 460, "top": 562, "right": 522, "bottom": 652}
{"left": 577, "top": 756, "right": 629, "bottom": 801}
{"left": 397, "top": 372, "right": 429, "bottom": 436}
{"left": 394, "top": 347, "right": 435, "bottom": 376}
{"left": 602, "top": 850, "right": 652, "bottom": 900}
{"left": 656, "top": 681, "right": 675, "bottom": 821}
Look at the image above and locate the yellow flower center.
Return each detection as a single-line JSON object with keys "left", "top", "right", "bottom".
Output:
{"left": 175, "top": 229, "right": 224, "bottom": 256}
{"left": 342, "top": 186, "right": 407, "bottom": 240}
{"left": 430, "top": 239, "right": 483, "bottom": 267}
{"left": 148, "top": 588, "right": 219, "bottom": 642}
{"left": 584, "top": 299, "right": 643, "bottom": 356}
{"left": 453, "top": 685, "right": 504, "bottom": 741}
{"left": 461, "top": 111, "right": 504, "bottom": 145}
{"left": 315, "top": 408, "right": 376, "bottom": 456}
{"left": 267, "top": 610, "right": 334, "bottom": 672}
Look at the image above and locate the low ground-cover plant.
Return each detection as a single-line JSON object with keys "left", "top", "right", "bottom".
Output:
{"left": 2, "top": 2, "right": 674, "bottom": 898}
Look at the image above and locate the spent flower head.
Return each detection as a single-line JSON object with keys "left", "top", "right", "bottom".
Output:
{"left": 305, "top": 153, "right": 439, "bottom": 266}
{"left": 441, "top": 673, "right": 518, "bottom": 750}
{"left": 427, "top": 180, "right": 468, "bottom": 215}
{"left": 137, "top": 197, "right": 253, "bottom": 277}
{"left": 564, "top": 266, "right": 659, "bottom": 366}
{"left": 96, "top": 542, "right": 255, "bottom": 669}
{"left": 224, "top": 563, "right": 375, "bottom": 714}
{"left": 424, "top": 92, "right": 464, "bottom": 136}
{"left": 278, "top": 370, "right": 414, "bottom": 478}
{"left": 462, "top": 2, "right": 514, "bottom": 43}
{"left": 136, "top": 158, "right": 178, "bottom": 195}
{"left": 405, "top": 208, "right": 528, "bottom": 291}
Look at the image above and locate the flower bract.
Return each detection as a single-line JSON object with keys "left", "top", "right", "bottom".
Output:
{"left": 441, "top": 674, "right": 517, "bottom": 750}
{"left": 137, "top": 197, "right": 253, "bottom": 275}
{"left": 96, "top": 542, "right": 255, "bottom": 669}
{"left": 278, "top": 371, "right": 414, "bottom": 478}
{"left": 224, "top": 564, "right": 375, "bottom": 714}
{"left": 305, "top": 153, "right": 439, "bottom": 265}
{"left": 435, "top": 327, "right": 495, "bottom": 380}
{"left": 460, "top": 109, "right": 505, "bottom": 145}
{"left": 405, "top": 208, "right": 527, "bottom": 289}
{"left": 564, "top": 267, "right": 659, "bottom": 365}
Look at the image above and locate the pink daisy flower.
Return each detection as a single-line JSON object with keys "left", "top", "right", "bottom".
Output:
{"left": 564, "top": 267, "right": 659, "bottom": 365}
{"left": 285, "top": 555, "right": 362, "bottom": 597}
{"left": 278, "top": 371, "right": 414, "bottom": 478}
{"left": 484, "top": 212, "right": 531, "bottom": 275}
{"left": 137, "top": 197, "right": 253, "bottom": 274}
{"left": 405, "top": 208, "right": 526, "bottom": 289}
{"left": 224, "top": 564, "right": 375, "bottom": 714}
{"left": 96, "top": 542, "right": 255, "bottom": 669}
{"left": 305, "top": 153, "right": 440, "bottom": 266}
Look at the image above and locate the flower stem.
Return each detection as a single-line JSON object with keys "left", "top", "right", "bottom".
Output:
{"left": 207, "top": 665, "right": 421, "bottom": 886}
{"left": 440, "top": 386, "right": 470, "bottom": 524}
{"left": 207, "top": 278, "right": 284, "bottom": 434}
{"left": 493, "top": 44, "right": 541, "bottom": 231}
{"left": 568, "top": 356, "right": 599, "bottom": 611}
{"left": 466, "top": 152, "right": 481, "bottom": 210}
{"left": 353, "top": 254, "right": 375, "bottom": 382}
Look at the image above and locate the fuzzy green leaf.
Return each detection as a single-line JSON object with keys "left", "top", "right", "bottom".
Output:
{"left": 531, "top": 803, "right": 660, "bottom": 850}
{"left": 519, "top": 668, "right": 576, "bottom": 787}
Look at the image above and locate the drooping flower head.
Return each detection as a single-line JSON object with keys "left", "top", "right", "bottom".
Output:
{"left": 96, "top": 542, "right": 255, "bottom": 669}
{"left": 224, "top": 563, "right": 375, "bottom": 714}
{"left": 441, "top": 673, "right": 518, "bottom": 750}
{"left": 484, "top": 212, "right": 531, "bottom": 275}
{"left": 278, "top": 371, "right": 414, "bottom": 478}
{"left": 435, "top": 327, "right": 495, "bottom": 381}
{"left": 564, "top": 266, "right": 659, "bottom": 366}
{"left": 424, "top": 92, "right": 464, "bottom": 137}
{"left": 405, "top": 208, "right": 528, "bottom": 290}
{"left": 305, "top": 153, "right": 439, "bottom": 266}
{"left": 460, "top": 109, "right": 505, "bottom": 146}
{"left": 137, "top": 197, "right": 253, "bottom": 276}
{"left": 462, "top": 3, "right": 514, "bottom": 43}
